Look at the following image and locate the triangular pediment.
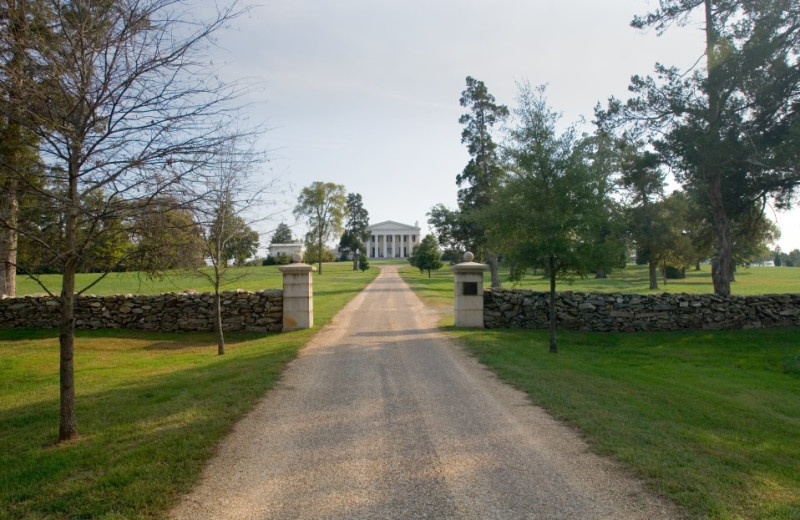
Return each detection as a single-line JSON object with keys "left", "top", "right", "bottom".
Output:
{"left": 367, "top": 220, "right": 420, "bottom": 232}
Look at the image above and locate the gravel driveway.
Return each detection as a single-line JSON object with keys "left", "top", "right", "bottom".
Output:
{"left": 170, "top": 265, "right": 680, "bottom": 519}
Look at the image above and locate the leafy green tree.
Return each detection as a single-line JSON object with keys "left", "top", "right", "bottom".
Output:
{"left": 358, "top": 253, "right": 369, "bottom": 272}
{"left": 787, "top": 249, "right": 800, "bottom": 268}
{"left": 653, "top": 191, "right": 699, "bottom": 285}
{"left": 131, "top": 201, "right": 205, "bottom": 272}
{"left": 409, "top": 234, "right": 442, "bottom": 277}
{"left": 427, "top": 203, "right": 471, "bottom": 262}
{"left": 487, "top": 84, "right": 613, "bottom": 353}
{"left": 456, "top": 76, "right": 509, "bottom": 287}
{"left": 575, "top": 131, "right": 628, "bottom": 279}
{"left": 303, "top": 232, "right": 337, "bottom": 264}
{"left": 338, "top": 192, "right": 370, "bottom": 271}
{"left": 17, "top": 183, "right": 134, "bottom": 275}
{"left": 601, "top": 0, "right": 800, "bottom": 296}
{"left": 0, "top": 0, "right": 50, "bottom": 296}
{"left": 270, "top": 222, "right": 294, "bottom": 244}
{"left": 294, "top": 182, "right": 347, "bottom": 274}
{"left": 619, "top": 143, "right": 667, "bottom": 289}
{"left": 214, "top": 213, "right": 259, "bottom": 266}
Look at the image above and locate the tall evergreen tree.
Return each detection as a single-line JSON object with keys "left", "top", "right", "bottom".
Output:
{"left": 600, "top": 0, "right": 800, "bottom": 295}
{"left": 619, "top": 143, "right": 667, "bottom": 289}
{"left": 270, "top": 222, "right": 294, "bottom": 244}
{"left": 457, "top": 76, "right": 509, "bottom": 288}
{"left": 339, "top": 192, "right": 369, "bottom": 271}
{"left": 409, "top": 234, "right": 442, "bottom": 278}
{"left": 0, "top": 0, "right": 49, "bottom": 296}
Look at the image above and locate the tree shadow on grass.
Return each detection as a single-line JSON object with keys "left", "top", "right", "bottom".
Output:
{"left": 0, "top": 339, "right": 299, "bottom": 520}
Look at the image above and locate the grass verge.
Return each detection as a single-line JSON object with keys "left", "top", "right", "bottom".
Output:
{"left": 15, "top": 265, "right": 286, "bottom": 296}
{"left": 401, "top": 262, "right": 800, "bottom": 296}
{"left": 0, "top": 263, "right": 379, "bottom": 519}
{"left": 400, "top": 264, "right": 800, "bottom": 519}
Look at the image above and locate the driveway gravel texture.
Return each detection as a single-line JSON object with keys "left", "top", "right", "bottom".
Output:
{"left": 170, "top": 265, "right": 681, "bottom": 520}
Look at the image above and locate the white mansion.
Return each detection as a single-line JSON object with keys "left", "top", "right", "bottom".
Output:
{"left": 366, "top": 220, "right": 421, "bottom": 259}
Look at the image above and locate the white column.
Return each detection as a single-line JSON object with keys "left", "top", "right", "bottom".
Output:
{"left": 383, "top": 234, "right": 388, "bottom": 258}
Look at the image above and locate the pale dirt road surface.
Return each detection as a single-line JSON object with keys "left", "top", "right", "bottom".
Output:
{"left": 170, "top": 265, "right": 681, "bottom": 520}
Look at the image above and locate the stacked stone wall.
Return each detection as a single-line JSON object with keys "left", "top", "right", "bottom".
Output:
{"left": 484, "top": 289, "right": 800, "bottom": 332}
{"left": 0, "top": 290, "right": 283, "bottom": 333}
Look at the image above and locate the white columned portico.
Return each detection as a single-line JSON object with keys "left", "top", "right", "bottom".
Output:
{"left": 365, "top": 221, "right": 421, "bottom": 260}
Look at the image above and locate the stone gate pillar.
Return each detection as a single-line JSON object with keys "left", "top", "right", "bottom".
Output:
{"left": 279, "top": 254, "right": 315, "bottom": 331}
{"left": 452, "top": 252, "right": 487, "bottom": 328}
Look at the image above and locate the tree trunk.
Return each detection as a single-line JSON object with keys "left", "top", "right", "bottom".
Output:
{"left": 0, "top": 187, "right": 18, "bottom": 297}
{"left": 215, "top": 285, "right": 225, "bottom": 356}
{"left": 487, "top": 254, "right": 501, "bottom": 288}
{"left": 317, "top": 237, "right": 323, "bottom": 275}
{"left": 59, "top": 159, "right": 80, "bottom": 442}
{"left": 595, "top": 269, "right": 607, "bottom": 279}
{"left": 0, "top": 13, "right": 24, "bottom": 298}
{"left": 704, "top": 0, "right": 732, "bottom": 297}
{"left": 648, "top": 260, "right": 658, "bottom": 290}
{"left": 548, "top": 254, "right": 558, "bottom": 354}
{"left": 352, "top": 249, "right": 359, "bottom": 271}
{"left": 709, "top": 173, "right": 732, "bottom": 296}
{"left": 59, "top": 268, "right": 77, "bottom": 441}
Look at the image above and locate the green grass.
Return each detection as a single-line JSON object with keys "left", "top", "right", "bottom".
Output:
{"left": 0, "top": 262, "right": 379, "bottom": 520}
{"left": 449, "top": 328, "right": 800, "bottom": 520}
{"left": 403, "top": 262, "right": 800, "bottom": 296}
{"left": 16, "top": 265, "right": 287, "bottom": 296}
{"left": 509, "top": 263, "right": 800, "bottom": 295}
{"left": 399, "top": 264, "right": 800, "bottom": 519}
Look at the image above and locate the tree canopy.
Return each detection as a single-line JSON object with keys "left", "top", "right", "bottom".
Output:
{"left": 486, "top": 84, "right": 619, "bottom": 353}
{"left": 294, "top": 182, "right": 347, "bottom": 274}
{"left": 600, "top": 0, "right": 800, "bottom": 295}
{"left": 455, "top": 76, "right": 509, "bottom": 287}
{"left": 270, "top": 223, "right": 294, "bottom": 244}
{"left": 409, "top": 234, "right": 442, "bottom": 277}
{"left": 339, "top": 192, "right": 370, "bottom": 270}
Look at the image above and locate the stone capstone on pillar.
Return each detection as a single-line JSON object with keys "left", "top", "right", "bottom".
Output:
{"left": 452, "top": 251, "right": 487, "bottom": 328}
{"left": 279, "top": 256, "right": 315, "bottom": 331}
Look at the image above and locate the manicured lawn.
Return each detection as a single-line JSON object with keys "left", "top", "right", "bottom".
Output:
{"left": 400, "top": 264, "right": 800, "bottom": 520}
{"left": 402, "top": 262, "right": 800, "bottom": 296}
{"left": 15, "top": 264, "right": 287, "bottom": 296}
{"left": 511, "top": 263, "right": 800, "bottom": 295}
{"left": 0, "top": 262, "right": 378, "bottom": 520}
{"left": 449, "top": 328, "right": 800, "bottom": 520}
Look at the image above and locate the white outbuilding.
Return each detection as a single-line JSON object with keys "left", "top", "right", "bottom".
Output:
{"left": 269, "top": 242, "right": 305, "bottom": 260}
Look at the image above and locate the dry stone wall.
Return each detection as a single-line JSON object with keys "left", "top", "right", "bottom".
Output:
{"left": 484, "top": 289, "right": 800, "bottom": 332}
{"left": 0, "top": 290, "right": 283, "bottom": 333}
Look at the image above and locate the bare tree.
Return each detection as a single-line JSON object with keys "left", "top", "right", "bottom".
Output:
{"left": 189, "top": 136, "right": 279, "bottom": 356}
{"left": 0, "top": 0, "right": 252, "bottom": 441}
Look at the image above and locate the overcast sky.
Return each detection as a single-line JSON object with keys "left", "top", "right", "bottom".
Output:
{"left": 205, "top": 0, "right": 799, "bottom": 253}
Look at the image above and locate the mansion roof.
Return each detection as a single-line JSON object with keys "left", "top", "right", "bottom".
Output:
{"left": 366, "top": 220, "right": 420, "bottom": 233}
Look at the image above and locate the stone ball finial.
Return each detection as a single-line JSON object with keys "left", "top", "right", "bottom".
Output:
{"left": 291, "top": 252, "right": 303, "bottom": 263}
{"left": 463, "top": 251, "right": 475, "bottom": 263}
